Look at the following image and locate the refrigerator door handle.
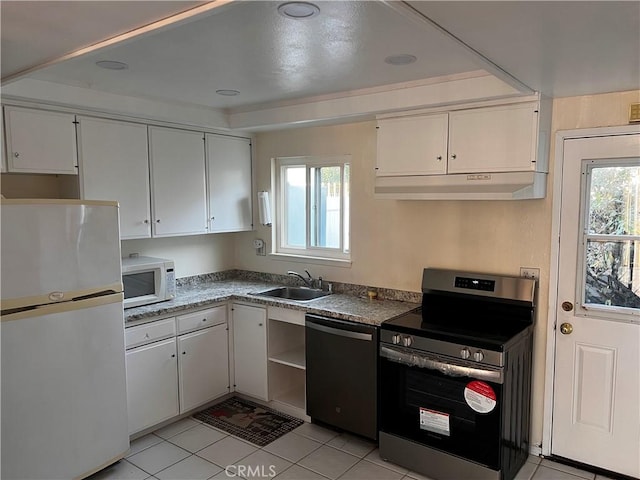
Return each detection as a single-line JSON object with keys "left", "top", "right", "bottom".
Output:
{"left": 1, "top": 292, "right": 123, "bottom": 323}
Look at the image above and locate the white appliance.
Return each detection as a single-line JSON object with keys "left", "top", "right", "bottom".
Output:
{"left": 121, "top": 255, "right": 176, "bottom": 309}
{"left": 1, "top": 199, "right": 129, "bottom": 480}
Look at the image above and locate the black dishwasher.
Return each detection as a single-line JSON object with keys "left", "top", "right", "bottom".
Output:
{"left": 305, "top": 314, "right": 378, "bottom": 440}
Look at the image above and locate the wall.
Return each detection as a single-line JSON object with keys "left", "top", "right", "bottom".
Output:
{"left": 236, "top": 89, "right": 640, "bottom": 449}
{"left": 121, "top": 234, "right": 236, "bottom": 279}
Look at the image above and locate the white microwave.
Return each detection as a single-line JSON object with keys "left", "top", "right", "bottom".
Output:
{"left": 121, "top": 256, "right": 176, "bottom": 309}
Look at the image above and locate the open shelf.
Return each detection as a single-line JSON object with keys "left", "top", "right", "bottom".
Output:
{"left": 271, "top": 384, "right": 305, "bottom": 411}
{"left": 268, "top": 346, "right": 305, "bottom": 370}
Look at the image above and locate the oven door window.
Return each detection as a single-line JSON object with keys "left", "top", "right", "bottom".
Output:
{"left": 123, "top": 271, "right": 156, "bottom": 299}
{"left": 380, "top": 357, "right": 502, "bottom": 470}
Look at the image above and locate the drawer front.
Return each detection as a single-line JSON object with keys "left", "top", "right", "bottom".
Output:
{"left": 125, "top": 317, "right": 176, "bottom": 349}
{"left": 177, "top": 305, "right": 226, "bottom": 334}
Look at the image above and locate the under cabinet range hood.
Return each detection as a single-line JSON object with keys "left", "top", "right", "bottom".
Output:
{"left": 374, "top": 171, "right": 547, "bottom": 200}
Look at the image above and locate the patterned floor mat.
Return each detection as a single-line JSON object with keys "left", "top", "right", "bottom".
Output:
{"left": 193, "top": 396, "right": 304, "bottom": 447}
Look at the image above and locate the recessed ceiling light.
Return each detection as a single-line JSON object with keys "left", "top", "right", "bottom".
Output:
{"left": 216, "top": 89, "right": 240, "bottom": 96}
{"left": 278, "top": 2, "right": 320, "bottom": 19}
{"left": 95, "top": 60, "right": 128, "bottom": 70}
{"left": 384, "top": 54, "right": 417, "bottom": 66}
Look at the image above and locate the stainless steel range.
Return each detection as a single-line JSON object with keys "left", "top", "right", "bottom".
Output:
{"left": 379, "top": 268, "right": 536, "bottom": 480}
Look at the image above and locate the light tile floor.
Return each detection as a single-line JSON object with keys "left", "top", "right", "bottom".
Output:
{"left": 89, "top": 417, "right": 610, "bottom": 480}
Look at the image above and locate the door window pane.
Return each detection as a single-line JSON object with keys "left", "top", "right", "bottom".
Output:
{"left": 588, "top": 166, "right": 640, "bottom": 235}
{"left": 585, "top": 240, "right": 640, "bottom": 308}
{"left": 584, "top": 163, "right": 640, "bottom": 309}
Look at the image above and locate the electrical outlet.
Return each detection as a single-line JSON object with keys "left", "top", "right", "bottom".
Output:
{"left": 520, "top": 267, "right": 539, "bottom": 280}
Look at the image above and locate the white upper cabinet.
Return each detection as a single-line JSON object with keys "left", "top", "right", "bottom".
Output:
{"left": 4, "top": 106, "right": 78, "bottom": 174}
{"left": 149, "top": 126, "right": 207, "bottom": 237}
{"left": 447, "top": 102, "right": 539, "bottom": 174}
{"left": 206, "top": 134, "right": 253, "bottom": 233}
{"left": 376, "top": 101, "right": 545, "bottom": 177}
{"left": 376, "top": 113, "right": 448, "bottom": 176}
{"left": 77, "top": 117, "right": 151, "bottom": 239}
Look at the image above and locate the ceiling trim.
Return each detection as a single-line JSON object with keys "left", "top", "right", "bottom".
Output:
{"left": 228, "top": 74, "right": 522, "bottom": 131}
{"left": 1, "top": 0, "right": 237, "bottom": 85}
{"left": 1, "top": 78, "right": 229, "bottom": 131}
{"left": 385, "top": 1, "right": 535, "bottom": 95}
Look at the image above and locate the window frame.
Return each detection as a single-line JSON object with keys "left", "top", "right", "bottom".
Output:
{"left": 576, "top": 157, "right": 640, "bottom": 319}
{"left": 273, "top": 155, "right": 351, "bottom": 263}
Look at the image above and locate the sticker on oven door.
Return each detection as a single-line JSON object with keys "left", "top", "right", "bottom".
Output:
{"left": 464, "top": 380, "right": 497, "bottom": 413}
{"left": 419, "top": 407, "right": 450, "bottom": 436}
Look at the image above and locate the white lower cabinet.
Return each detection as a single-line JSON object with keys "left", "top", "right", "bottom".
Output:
{"left": 178, "top": 323, "right": 229, "bottom": 413}
{"left": 126, "top": 337, "right": 179, "bottom": 435}
{"left": 124, "top": 305, "right": 229, "bottom": 435}
{"left": 232, "top": 303, "right": 268, "bottom": 400}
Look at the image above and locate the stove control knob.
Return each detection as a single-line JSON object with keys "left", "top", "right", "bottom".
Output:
{"left": 402, "top": 336, "right": 413, "bottom": 347}
{"left": 460, "top": 348, "right": 471, "bottom": 360}
{"left": 391, "top": 334, "right": 401, "bottom": 345}
{"left": 473, "top": 350, "right": 484, "bottom": 362}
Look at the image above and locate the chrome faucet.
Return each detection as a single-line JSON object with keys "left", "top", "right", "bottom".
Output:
{"left": 288, "top": 270, "right": 314, "bottom": 288}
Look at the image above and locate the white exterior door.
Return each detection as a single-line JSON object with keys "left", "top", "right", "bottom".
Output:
{"left": 552, "top": 132, "right": 640, "bottom": 477}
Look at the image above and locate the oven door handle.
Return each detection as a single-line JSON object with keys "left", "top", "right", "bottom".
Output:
{"left": 380, "top": 345, "right": 504, "bottom": 384}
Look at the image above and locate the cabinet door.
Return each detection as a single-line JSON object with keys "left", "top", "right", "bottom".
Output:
{"left": 232, "top": 304, "right": 268, "bottom": 400}
{"left": 4, "top": 106, "right": 77, "bottom": 174}
{"left": 376, "top": 114, "right": 448, "bottom": 176}
{"left": 178, "top": 324, "right": 229, "bottom": 412}
{"left": 125, "top": 338, "right": 179, "bottom": 435}
{"left": 78, "top": 117, "right": 151, "bottom": 239}
{"left": 206, "top": 134, "right": 253, "bottom": 233}
{"left": 149, "top": 126, "right": 207, "bottom": 237}
{"left": 448, "top": 103, "right": 538, "bottom": 174}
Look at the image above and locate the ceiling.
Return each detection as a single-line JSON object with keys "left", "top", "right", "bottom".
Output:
{"left": 1, "top": 1, "right": 639, "bottom": 113}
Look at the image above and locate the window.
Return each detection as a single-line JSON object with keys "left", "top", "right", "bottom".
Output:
{"left": 581, "top": 160, "right": 640, "bottom": 313}
{"left": 274, "top": 155, "right": 350, "bottom": 261}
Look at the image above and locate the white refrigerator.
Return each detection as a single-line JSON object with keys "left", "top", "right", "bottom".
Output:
{"left": 1, "top": 199, "right": 129, "bottom": 479}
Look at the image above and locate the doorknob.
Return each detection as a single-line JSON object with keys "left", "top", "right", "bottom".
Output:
{"left": 560, "top": 323, "right": 573, "bottom": 335}
{"left": 561, "top": 301, "right": 574, "bottom": 312}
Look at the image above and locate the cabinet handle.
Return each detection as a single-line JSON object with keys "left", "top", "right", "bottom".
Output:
{"left": 182, "top": 351, "right": 186, "bottom": 355}
{"left": 171, "top": 354, "right": 176, "bottom": 358}
{"left": 13, "top": 152, "right": 19, "bottom": 158}
{"left": 202, "top": 318, "right": 207, "bottom": 322}
{"left": 451, "top": 154, "right": 457, "bottom": 159}
{"left": 156, "top": 219, "right": 161, "bottom": 223}
{"left": 211, "top": 217, "right": 215, "bottom": 221}
{"left": 144, "top": 219, "right": 149, "bottom": 224}
{"left": 436, "top": 155, "right": 442, "bottom": 161}
{"left": 258, "top": 323, "right": 263, "bottom": 327}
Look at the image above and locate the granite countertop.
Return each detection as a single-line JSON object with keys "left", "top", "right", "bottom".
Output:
{"left": 124, "top": 279, "right": 420, "bottom": 327}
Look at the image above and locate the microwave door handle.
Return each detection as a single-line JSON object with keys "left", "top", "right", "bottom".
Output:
{"left": 380, "top": 345, "right": 503, "bottom": 384}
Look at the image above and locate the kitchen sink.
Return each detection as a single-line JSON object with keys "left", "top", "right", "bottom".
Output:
{"left": 252, "top": 286, "right": 331, "bottom": 302}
